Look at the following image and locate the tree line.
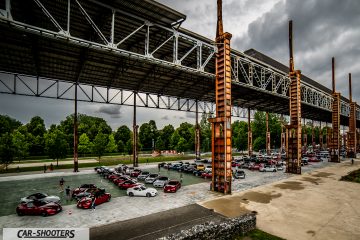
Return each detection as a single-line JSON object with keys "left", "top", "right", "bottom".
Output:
{"left": 0, "top": 112, "right": 327, "bottom": 169}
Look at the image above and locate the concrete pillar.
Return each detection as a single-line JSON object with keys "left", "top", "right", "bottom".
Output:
{"left": 133, "top": 92, "right": 138, "bottom": 167}
{"left": 73, "top": 82, "right": 79, "bottom": 172}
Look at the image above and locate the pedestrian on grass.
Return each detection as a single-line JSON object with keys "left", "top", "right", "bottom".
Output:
{"left": 44, "top": 164, "right": 47, "bottom": 173}
{"left": 158, "top": 164, "right": 161, "bottom": 173}
{"left": 351, "top": 159, "right": 354, "bottom": 165}
{"left": 50, "top": 163, "right": 53, "bottom": 171}
{"left": 147, "top": 159, "right": 149, "bottom": 165}
{"left": 180, "top": 172, "right": 183, "bottom": 183}
{"left": 91, "top": 196, "right": 96, "bottom": 211}
{"left": 59, "top": 178, "right": 65, "bottom": 192}
{"left": 65, "top": 186, "right": 71, "bottom": 200}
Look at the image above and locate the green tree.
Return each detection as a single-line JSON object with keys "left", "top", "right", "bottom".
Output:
{"left": 12, "top": 130, "right": 29, "bottom": 162}
{"left": 78, "top": 133, "right": 92, "bottom": 156}
{"left": 253, "top": 136, "right": 266, "bottom": 151}
{"left": 176, "top": 137, "right": 187, "bottom": 153}
{"left": 26, "top": 116, "right": 46, "bottom": 156}
{"left": 155, "top": 137, "right": 165, "bottom": 151}
{"left": 44, "top": 129, "right": 69, "bottom": 166}
{"left": 114, "top": 125, "right": 131, "bottom": 146}
{"left": 93, "top": 132, "right": 108, "bottom": 161}
{"left": 117, "top": 140, "right": 125, "bottom": 154}
{"left": 158, "top": 124, "right": 174, "bottom": 149}
{"left": 125, "top": 139, "right": 133, "bottom": 155}
{"left": 232, "top": 121, "right": 248, "bottom": 151}
{"left": 106, "top": 134, "right": 118, "bottom": 153}
{"left": 170, "top": 130, "right": 181, "bottom": 149}
{"left": 139, "top": 120, "right": 158, "bottom": 151}
{"left": 200, "top": 113, "right": 212, "bottom": 152}
{"left": 0, "top": 133, "right": 17, "bottom": 170}
{"left": 0, "top": 115, "right": 22, "bottom": 136}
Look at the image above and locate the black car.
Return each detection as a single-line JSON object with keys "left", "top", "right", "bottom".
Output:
{"left": 193, "top": 169, "right": 204, "bottom": 177}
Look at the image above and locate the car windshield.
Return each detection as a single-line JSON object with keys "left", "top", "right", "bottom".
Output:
{"left": 32, "top": 193, "right": 47, "bottom": 199}
{"left": 158, "top": 177, "right": 168, "bottom": 181}
{"left": 168, "top": 181, "right": 177, "bottom": 185}
{"left": 141, "top": 172, "right": 149, "bottom": 175}
{"left": 149, "top": 174, "right": 158, "bottom": 178}
{"left": 33, "top": 201, "right": 48, "bottom": 207}
{"left": 140, "top": 186, "right": 147, "bottom": 190}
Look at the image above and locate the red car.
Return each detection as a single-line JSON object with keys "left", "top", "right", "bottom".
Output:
{"left": 130, "top": 169, "right": 142, "bottom": 177}
{"left": 108, "top": 173, "right": 122, "bottom": 181}
{"left": 118, "top": 180, "right": 141, "bottom": 189}
{"left": 16, "top": 200, "right": 62, "bottom": 217}
{"left": 308, "top": 156, "right": 320, "bottom": 162}
{"left": 72, "top": 184, "right": 97, "bottom": 197}
{"left": 77, "top": 191, "right": 111, "bottom": 209}
{"left": 201, "top": 171, "right": 212, "bottom": 179}
{"left": 249, "top": 163, "right": 261, "bottom": 171}
{"left": 164, "top": 180, "right": 181, "bottom": 193}
{"left": 113, "top": 176, "right": 132, "bottom": 185}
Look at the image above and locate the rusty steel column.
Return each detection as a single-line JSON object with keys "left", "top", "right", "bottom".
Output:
{"left": 347, "top": 73, "right": 357, "bottom": 157}
{"left": 303, "top": 118, "right": 307, "bottom": 151}
{"left": 209, "top": 0, "right": 232, "bottom": 194}
{"left": 281, "top": 114, "right": 286, "bottom": 153}
{"left": 312, "top": 120, "right": 315, "bottom": 149}
{"left": 286, "top": 20, "right": 302, "bottom": 174}
{"left": 133, "top": 91, "right": 139, "bottom": 167}
{"left": 248, "top": 108, "right": 252, "bottom": 156}
{"left": 319, "top": 121, "right": 323, "bottom": 150}
{"left": 73, "top": 82, "right": 79, "bottom": 172}
{"left": 195, "top": 100, "right": 201, "bottom": 160}
{"left": 266, "top": 112, "right": 271, "bottom": 155}
{"left": 330, "top": 57, "right": 341, "bottom": 162}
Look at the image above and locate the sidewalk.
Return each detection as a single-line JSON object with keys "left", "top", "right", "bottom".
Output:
{"left": 200, "top": 158, "right": 360, "bottom": 240}
{"left": 7, "top": 159, "right": 98, "bottom": 169}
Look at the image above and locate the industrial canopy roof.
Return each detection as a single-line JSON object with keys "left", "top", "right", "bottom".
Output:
{"left": 0, "top": 0, "right": 358, "bottom": 125}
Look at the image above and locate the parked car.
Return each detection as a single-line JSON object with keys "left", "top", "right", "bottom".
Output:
{"left": 130, "top": 169, "right": 142, "bottom": 177}
{"left": 193, "top": 169, "right": 204, "bottom": 177}
{"left": 107, "top": 173, "right": 123, "bottom": 181}
{"left": 113, "top": 176, "right": 132, "bottom": 185}
{"left": 77, "top": 190, "right": 111, "bottom": 209}
{"left": 16, "top": 200, "right": 62, "bottom": 217}
{"left": 276, "top": 164, "right": 284, "bottom": 171}
{"left": 234, "top": 170, "right": 246, "bottom": 179}
{"left": 72, "top": 184, "right": 97, "bottom": 197}
{"left": 145, "top": 174, "right": 159, "bottom": 184}
{"left": 197, "top": 164, "right": 205, "bottom": 170}
{"left": 164, "top": 180, "right": 181, "bottom": 193}
{"left": 73, "top": 188, "right": 103, "bottom": 201}
{"left": 20, "top": 193, "right": 60, "bottom": 204}
{"left": 118, "top": 180, "right": 142, "bottom": 190}
{"left": 127, "top": 186, "right": 157, "bottom": 197}
{"left": 259, "top": 165, "right": 277, "bottom": 172}
{"left": 201, "top": 171, "right": 212, "bottom": 179}
{"left": 137, "top": 171, "right": 150, "bottom": 181}
{"left": 301, "top": 157, "right": 309, "bottom": 165}
{"left": 204, "top": 165, "right": 212, "bottom": 171}
{"left": 248, "top": 163, "right": 261, "bottom": 171}
{"left": 153, "top": 176, "right": 169, "bottom": 188}
{"left": 172, "top": 163, "right": 182, "bottom": 171}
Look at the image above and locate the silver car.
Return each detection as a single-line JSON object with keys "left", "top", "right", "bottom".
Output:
{"left": 153, "top": 176, "right": 169, "bottom": 188}
{"left": 145, "top": 174, "right": 159, "bottom": 184}
{"left": 20, "top": 193, "right": 60, "bottom": 203}
{"left": 137, "top": 171, "right": 150, "bottom": 181}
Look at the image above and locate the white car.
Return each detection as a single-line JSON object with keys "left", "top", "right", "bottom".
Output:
{"left": 259, "top": 165, "right": 277, "bottom": 172}
{"left": 205, "top": 165, "right": 212, "bottom": 171}
{"left": 127, "top": 186, "right": 157, "bottom": 197}
{"left": 153, "top": 176, "right": 169, "bottom": 188}
{"left": 145, "top": 174, "right": 159, "bottom": 184}
{"left": 20, "top": 193, "right": 60, "bottom": 203}
{"left": 137, "top": 171, "right": 150, "bottom": 181}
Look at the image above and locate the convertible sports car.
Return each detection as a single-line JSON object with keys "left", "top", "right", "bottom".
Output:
{"left": 163, "top": 180, "right": 181, "bottom": 193}
{"left": 118, "top": 180, "right": 143, "bottom": 189}
{"left": 72, "top": 184, "right": 97, "bottom": 197}
{"left": 16, "top": 200, "right": 62, "bottom": 217}
{"left": 20, "top": 193, "right": 60, "bottom": 204}
{"left": 77, "top": 191, "right": 111, "bottom": 209}
{"left": 127, "top": 186, "right": 158, "bottom": 197}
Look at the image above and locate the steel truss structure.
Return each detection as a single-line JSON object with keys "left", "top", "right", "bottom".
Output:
{"left": 0, "top": 71, "right": 255, "bottom": 118}
{"left": 0, "top": 0, "right": 359, "bottom": 123}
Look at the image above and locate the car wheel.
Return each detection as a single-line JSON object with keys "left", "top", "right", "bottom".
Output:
{"left": 146, "top": 193, "right": 151, "bottom": 197}
{"left": 107, "top": 196, "right": 111, "bottom": 202}
{"left": 273, "top": 170, "right": 276, "bottom": 172}
{"left": 16, "top": 210, "right": 23, "bottom": 216}
{"left": 128, "top": 192, "right": 134, "bottom": 197}
{"left": 41, "top": 211, "right": 48, "bottom": 217}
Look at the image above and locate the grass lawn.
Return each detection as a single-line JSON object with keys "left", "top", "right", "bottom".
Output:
{"left": 340, "top": 168, "right": 360, "bottom": 183}
{"left": 234, "top": 229, "right": 284, "bottom": 240}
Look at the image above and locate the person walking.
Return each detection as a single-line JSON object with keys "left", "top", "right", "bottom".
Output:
{"left": 180, "top": 172, "right": 183, "bottom": 183}
{"left": 158, "top": 164, "right": 161, "bottom": 173}
{"left": 59, "top": 178, "right": 65, "bottom": 192}
{"left": 91, "top": 196, "right": 96, "bottom": 211}
{"left": 65, "top": 186, "right": 71, "bottom": 200}
{"left": 351, "top": 159, "right": 354, "bottom": 165}
{"left": 50, "top": 163, "right": 53, "bottom": 171}
{"left": 43, "top": 164, "right": 47, "bottom": 173}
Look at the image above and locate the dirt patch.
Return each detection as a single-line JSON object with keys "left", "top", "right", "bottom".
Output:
{"left": 306, "top": 230, "right": 316, "bottom": 236}
{"left": 311, "top": 172, "right": 334, "bottom": 178}
{"left": 202, "top": 198, "right": 251, "bottom": 218}
{"left": 301, "top": 177, "right": 322, "bottom": 185}
{"left": 274, "top": 181, "right": 304, "bottom": 190}
{"left": 235, "top": 191, "right": 282, "bottom": 204}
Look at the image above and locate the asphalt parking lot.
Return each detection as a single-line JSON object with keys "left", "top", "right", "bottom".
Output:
{"left": 0, "top": 159, "right": 336, "bottom": 239}
{"left": 0, "top": 165, "right": 208, "bottom": 217}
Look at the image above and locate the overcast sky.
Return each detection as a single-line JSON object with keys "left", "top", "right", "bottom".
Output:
{"left": 0, "top": 0, "right": 359, "bottom": 130}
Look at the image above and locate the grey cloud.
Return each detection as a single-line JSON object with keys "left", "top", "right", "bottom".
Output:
{"left": 96, "top": 105, "right": 122, "bottom": 117}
